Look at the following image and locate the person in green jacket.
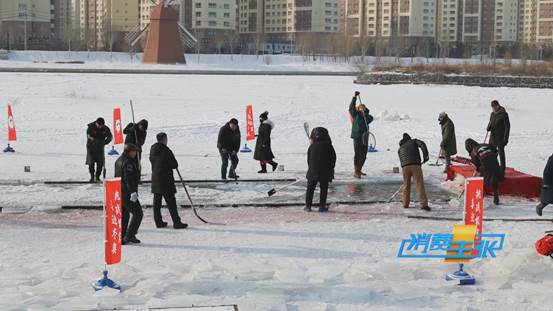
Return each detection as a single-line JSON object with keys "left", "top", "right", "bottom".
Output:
{"left": 349, "top": 91, "right": 373, "bottom": 178}
{"left": 439, "top": 112, "right": 457, "bottom": 171}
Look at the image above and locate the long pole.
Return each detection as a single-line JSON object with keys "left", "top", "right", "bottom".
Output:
{"left": 176, "top": 168, "right": 209, "bottom": 224}
{"left": 129, "top": 100, "right": 141, "bottom": 173}
{"left": 24, "top": 8, "right": 28, "bottom": 50}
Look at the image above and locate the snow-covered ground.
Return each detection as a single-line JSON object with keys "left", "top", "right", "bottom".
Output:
{"left": 0, "top": 72, "right": 552, "bottom": 310}
{"left": 0, "top": 50, "right": 527, "bottom": 73}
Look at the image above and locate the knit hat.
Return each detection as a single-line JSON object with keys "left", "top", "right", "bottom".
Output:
{"left": 259, "top": 111, "right": 269, "bottom": 121}
{"left": 465, "top": 138, "right": 478, "bottom": 154}
{"left": 438, "top": 112, "right": 447, "bottom": 121}
{"left": 138, "top": 119, "right": 148, "bottom": 130}
{"left": 399, "top": 133, "right": 411, "bottom": 146}
{"left": 229, "top": 118, "right": 239, "bottom": 125}
{"left": 125, "top": 143, "right": 140, "bottom": 152}
{"left": 96, "top": 117, "right": 105, "bottom": 125}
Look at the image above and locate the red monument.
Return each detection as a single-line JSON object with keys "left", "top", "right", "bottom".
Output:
{"left": 142, "top": 1, "right": 185, "bottom": 64}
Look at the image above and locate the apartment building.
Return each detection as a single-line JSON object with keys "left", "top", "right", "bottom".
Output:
{"left": 238, "top": 0, "right": 340, "bottom": 52}
{"left": 398, "top": 0, "right": 436, "bottom": 37}
{"left": 79, "top": 0, "right": 139, "bottom": 50}
{"left": 184, "top": 0, "right": 236, "bottom": 51}
{"left": 519, "top": 0, "right": 553, "bottom": 44}
{"left": 0, "top": 0, "right": 52, "bottom": 49}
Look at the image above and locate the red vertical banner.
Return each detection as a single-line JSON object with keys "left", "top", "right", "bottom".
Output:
{"left": 246, "top": 104, "right": 256, "bottom": 141}
{"left": 464, "top": 177, "right": 484, "bottom": 255}
{"left": 104, "top": 178, "right": 122, "bottom": 265}
{"left": 113, "top": 108, "right": 123, "bottom": 145}
{"left": 7, "top": 104, "right": 16, "bottom": 141}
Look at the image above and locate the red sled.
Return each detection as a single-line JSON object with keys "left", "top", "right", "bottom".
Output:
{"left": 447, "top": 156, "right": 542, "bottom": 199}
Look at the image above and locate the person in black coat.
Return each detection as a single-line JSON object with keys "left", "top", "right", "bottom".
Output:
{"left": 487, "top": 100, "right": 510, "bottom": 173}
{"left": 537, "top": 155, "right": 553, "bottom": 216}
{"left": 124, "top": 119, "right": 148, "bottom": 150}
{"left": 254, "top": 111, "right": 278, "bottom": 173}
{"left": 217, "top": 118, "right": 241, "bottom": 180}
{"left": 465, "top": 138, "right": 502, "bottom": 205}
{"left": 86, "top": 117, "right": 113, "bottom": 182}
{"left": 149, "top": 132, "right": 188, "bottom": 229}
{"left": 115, "top": 143, "right": 143, "bottom": 245}
{"left": 305, "top": 127, "right": 336, "bottom": 213}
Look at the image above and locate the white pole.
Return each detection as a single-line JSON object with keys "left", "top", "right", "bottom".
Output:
{"left": 102, "top": 179, "right": 107, "bottom": 271}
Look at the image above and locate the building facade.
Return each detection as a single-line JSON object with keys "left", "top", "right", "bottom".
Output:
{"left": 79, "top": 0, "right": 139, "bottom": 50}
{"left": 0, "top": 0, "right": 53, "bottom": 49}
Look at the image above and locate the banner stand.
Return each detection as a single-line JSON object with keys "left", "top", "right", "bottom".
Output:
{"left": 92, "top": 179, "right": 122, "bottom": 292}
{"left": 241, "top": 104, "right": 255, "bottom": 153}
{"left": 240, "top": 143, "right": 252, "bottom": 153}
{"left": 446, "top": 263, "right": 475, "bottom": 285}
{"left": 3, "top": 143, "right": 14, "bottom": 153}
{"left": 109, "top": 108, "right": 123, "bottom": 156}
{"left": 4, "top": 104, "right": 16, "bottom": 153}
{"left": 92, "top": 269, "right": 121, "bottom": 291}
{"left": 108, "top": 145, "right": 119, "bottom": 156}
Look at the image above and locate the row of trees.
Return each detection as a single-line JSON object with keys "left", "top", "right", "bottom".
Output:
{"left": 3, "top": 26, "right": 553, "bottom": 62}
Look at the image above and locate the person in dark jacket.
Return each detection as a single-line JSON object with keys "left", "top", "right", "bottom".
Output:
{"left": 536, "top": 155, "right": 553, "bottom": 216}
{"left": 124, "top": 119, "right": 148, "bottom": 175}
{"left": 254, "top": 111, "right": 278, "bottom": 173}
{"left": 115, "top": 143, "right": 143, "bottom": 245}
{"left": 124, "top": 119, "right": 148, "bottom": 150}
{"left": 486, "top": 100, "right": 510, "bottom": 173}
{"left": 305, "top": 127, "right": 337, "bottom": 213}
{"left": 398, "top": 133, "right": 430, "bottom": 211}
{"left": 349, "top": 91, "right": 373, "bottom": 178}
{"left": 465, "top": 138, "right": 501, "bottom": 205}
{"left": 86, "top": 117, "right": 113, "bottom": 182}
{"left": 149, "top": 132, "right": 188, "bottom": 229}
{"left": 439, "top": 112, "right": 457, "bottom": 171}
{"left": 217, "top": 118, "right": 241, "bottom": 180}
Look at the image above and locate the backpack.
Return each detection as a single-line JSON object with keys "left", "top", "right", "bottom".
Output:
{"left": 535, "top": 233, "right": 553, "bottom": 257}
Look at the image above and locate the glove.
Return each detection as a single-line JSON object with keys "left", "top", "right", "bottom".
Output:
{"left": 504, "top": 140, "right": 508, "bottom": 146}
{"left": 130, "top": 192, "right": 139, "bottom": 203}
{"left": 354, "top": 91, "right": 360, "bottom": 97}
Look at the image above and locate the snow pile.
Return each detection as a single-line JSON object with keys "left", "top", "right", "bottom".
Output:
{"left": 375, "top": 110, "right": 411, "bottom": 122}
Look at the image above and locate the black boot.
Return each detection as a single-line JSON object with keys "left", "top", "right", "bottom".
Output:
{"left": 258, "top": 163, "right": 267, "bottom": 174}
{"left": 173, "top": 222, "right": 188, "bottom": 229}
{"left": 228, "top": 168, "right": 239, "bottom": 179}
{"left": 156, "top": 221, "right": 168, "bottom": 228}
{"left": 537, "top": 202, "right": 546, "bottom": 216}
{"left": 304, "top": 206, "right": 312, "bottom": 212}
{"left": 270, "top": 161, "right": 278, "bottom": 172}
{"left": 221, "top": 166, "right": 227, "bottom": 180}
{"left": 89, "top": 174, "right": 95, "bottom": 183}
{"left": 122, "top": 235, "right": 141, "bottom": 245}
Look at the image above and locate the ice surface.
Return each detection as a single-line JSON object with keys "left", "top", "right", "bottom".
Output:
{"left": 0, "top": 71, "right": 552, "bottom": 310}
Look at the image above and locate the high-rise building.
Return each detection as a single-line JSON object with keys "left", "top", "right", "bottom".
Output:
{"left": 436, "top": 0, "right": 518, "bottom": 47}
{"left": 238, "top": 0, "right": 340, "bottom": 53}
{"left": 0, "top": 0, "right": 53, "bottom": 49}
{"left": 79, "top": 0, "right": 139, "bottom": 50}
{"left": 519, "top": 0, "right": 553, "bottom": 44}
